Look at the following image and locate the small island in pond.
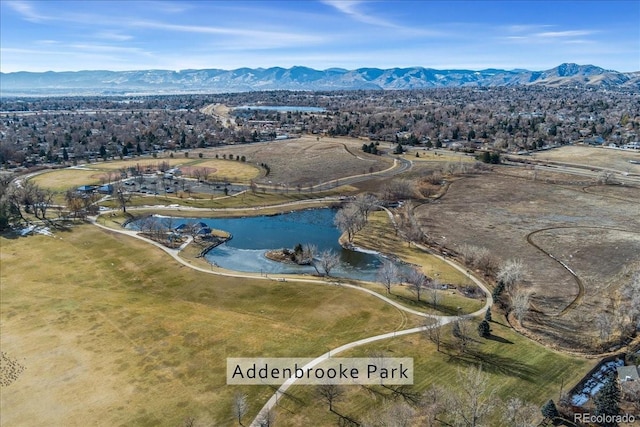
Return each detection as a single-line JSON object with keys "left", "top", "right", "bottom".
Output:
{"left": 265, "top": 243, "right": 313, "bottom": 265}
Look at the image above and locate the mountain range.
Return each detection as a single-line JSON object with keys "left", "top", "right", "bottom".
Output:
{"left": 1, "top": 63, "right": 638, "bottom": 96}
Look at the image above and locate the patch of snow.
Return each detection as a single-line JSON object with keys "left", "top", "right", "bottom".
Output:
{"left": 349, "top": 245, "right": 381, "bottom": 255}
{"left": 19, "top": 225, "right": 54, "bottom": 237}
{"left": 571, "top": 359, "right": 624, "bottom": 406}
{"left": 20, "top": 225, "right": 35, "bottom": 236}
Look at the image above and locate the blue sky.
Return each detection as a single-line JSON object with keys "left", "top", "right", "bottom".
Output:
{"left": 1, "top": 0, "right": 639, "bottom": 73}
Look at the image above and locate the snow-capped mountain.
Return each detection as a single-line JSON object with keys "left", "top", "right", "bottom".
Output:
{"left": 1, "top": 63, "right": 637, "bottom": 96}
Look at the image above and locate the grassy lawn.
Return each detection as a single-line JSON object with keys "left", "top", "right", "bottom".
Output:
{"left": 86, "top": 157, "right": 189, "bottom": 170}
{"left": 272, "top": 320, "right": 593, "bottom": 426}
{"left": 184, "top": 159, "right": 261, "bottom": 182}
{"left": 352, "top": 211, "right": 485, "bottom": 315}
{"left": 0, "top": 225, "right": 423, "bottom": 426}
{"left": 30, "top": 169, "right": 110, "bottom": 191}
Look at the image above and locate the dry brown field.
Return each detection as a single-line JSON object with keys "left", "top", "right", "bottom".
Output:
{"left": 0, "top": 226, "right": 419, "bottom": 426}
{"left": 527, "top": 145, "right": 640, "bottom": 174}
{"left": 197, "top": 135, "right": 393, "bottom": 186}
{"left": 30, "top": 169, "right": 111, "bottom": 191}
{"left": 89, "top": 157, "right": 187, "bottom": 171}
{"left": 417, "top": 167, "right": 640, "bottom": 351}
{"left": 181, "top": 159, "right": 261, "bottom": 182}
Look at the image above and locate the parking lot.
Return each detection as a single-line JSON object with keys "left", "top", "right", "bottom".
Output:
{"left": 122, "top": 174, "right": 246, "bottom": 196}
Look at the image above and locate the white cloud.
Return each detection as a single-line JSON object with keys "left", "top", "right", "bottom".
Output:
{"left": 6, "top": 0, "right": 49, "bottom": 22}
{"left": 128, "top": 20, "right": 326, "bottom": 47}
{"left": 536, "top": 30, "right": 595, "bottom": 38}
{"left": 321, "top": 0, "right": 396, "bottom": 28}
{"left": 94, "top": 31, "right": 134, "bottom": 42}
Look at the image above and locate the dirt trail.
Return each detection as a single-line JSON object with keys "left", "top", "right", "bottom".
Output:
{"left": 525, "top": 225, "right": 638, "bottom": 317}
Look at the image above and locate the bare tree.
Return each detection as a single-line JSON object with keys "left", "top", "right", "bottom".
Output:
{"left": 381, "top": 178, "right": 414, "bottom": 201}
{"left": 256, "top": 409, "right": 276, "bottom": 427}
{"left": 496, "top": 258, "right": 525, "bottom": 291}
{"left": 362, "top": 402, "right": 415, "bottom": 427}
{"left": 452, "top": 318, "right": 473, "bottom": 354}
{"left": 112, "top": 182, "right": 132, "bottom": 213}
{"left": 317, "top": 384, "right": 343, "bottom": 412}
{"left": 397, "top": 201, "right": 424, "bottom": 246}
{"left": 377, "top": 261, "right": 399, "bottom": 294}
{"left": 334, "top": 203, "right": 365, "bottom": 242}
{"left": 502, "top": 398, "right": 538, "bottom": 427}
{"left": 429, "top": 279, "right": 441, "bottom": 308}
{"left": 459, "top": 244, "right": 498, "bottom": 275}
{"left": 232, "top": 392, "right": 248, "bottom": 425}
{"left": 618, "top": 270, "right": 640, "bottom": 337}
{"left": 511, "top": 287, "right": 532, "bottom": 325}
{"left": 298, "top": 243, "right": 318, "bottom": 270}
{"left": 440, "top": 366, "right": 496, "bottom": 427}
{"left": 595, "top": 312, "right": 614, "bottom": 344}
{"left": 353, "top": 193, "right": 378, "bottom": 220}
{"left": 33, "top": 186, "right": 54, "bottom": 220}
{"left": 622, "top": 380, "right": 640, "bottom": 413}
{"left": 420, "top": 386, "right": 446, "bottom": 427}
{"left": 318, "top": 249, "right": 340, "bottom": 276}
{"left": 597, "top": 170, "right": 614, "bottom": 185}
{"left": 406, "top": 267, "right": 427, "bottom": 302}
{"left": 424, "top": 319, "right": 442, "bottom": 352}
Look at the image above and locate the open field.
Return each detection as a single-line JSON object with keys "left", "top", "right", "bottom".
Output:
{"left": 84, "top": 157, "right": 188, "bottom": 171}
{"left": 402, "top": 148, "right": 476, "bottom": 164}
{"left": 30, "top": 157, "right": 260, "bottom": 193}
{"left": 418, "top": 168, "right": 640, "bottom": 351}
{"left": 526, "top": 145, "right": 640, "bottom": 174}
{"left": 30, "top": 169, "right": 111, "bottom": 191}
{"left": 270, "top": 320, "right": 593, "bottom": 426}
{"left": 182, "top": 159, "right": 261, "bottom": 182}
{"left": 196, "top": 135, "right": 394, "bottom": 186}
{"left": 0, "top": 225, "right": 423, "bottom": 426}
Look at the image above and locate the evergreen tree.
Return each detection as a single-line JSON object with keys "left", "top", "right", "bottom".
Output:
{"left": 594, "top": 372, "right": 620, "bottom": 424}
{"left": 541, "top": 399, "right": 559, "bottom": 420}
{"left": 62, "top": 147, "right": 69, "bottom": 161}
{"left": 478, "top": 320, "right": 490, "bottom": 338}
{"left": 484, "top": 308, "right": 492, "bottom": 322}
{"left": 492, "top": 281, "right": 506, "bottom": 299}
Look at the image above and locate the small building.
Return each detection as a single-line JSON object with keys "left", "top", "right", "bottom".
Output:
{"left": 617, "top": 365, "right": 640, "bottom": 383}
{"left": 77, "top": 185, "right": 96, "bottom": 193}
{"left": 97, "top": 184, "right": 114, "bottom": 194}
{"left": 174, "top": 222, "right": 211, "bottom": 236}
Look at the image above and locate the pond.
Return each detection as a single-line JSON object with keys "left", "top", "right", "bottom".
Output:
{"left": 234, "top": 105, "right": 326, "bottom": 113}
{"left": 129, "top": 208, "right": 404, "bottom": 282}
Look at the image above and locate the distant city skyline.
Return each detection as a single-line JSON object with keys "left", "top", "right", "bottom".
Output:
{"left": 1, "top": 0, "right": 639, "bottom": 73}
